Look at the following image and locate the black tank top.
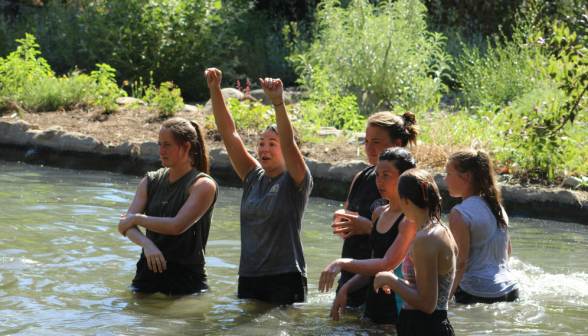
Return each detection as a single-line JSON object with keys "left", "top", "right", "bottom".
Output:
{"left": 336, "top": 165, "right": 388, "bottom": 305}
{"left": 364, "top": 210, "right": 405, "bottom": 322}
{"left": 143, "top": 168, "right": 218, "bottom": 270}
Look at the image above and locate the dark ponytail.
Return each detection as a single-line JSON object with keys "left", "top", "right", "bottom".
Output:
{"left": 448, "top": 149, "right": 506, "bottom": 228}
{"left": 398, "top": 168, "right": 444, "bottom": 225}
{"left": 367, "top": 111, "right": 419, "bottom": 147}
{"left": 162, "top": 118, "right": 210, "bottom": 174}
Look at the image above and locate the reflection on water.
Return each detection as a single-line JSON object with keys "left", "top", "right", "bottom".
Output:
{"left": 0, "top": 160, "right": 587, "bottom": 335}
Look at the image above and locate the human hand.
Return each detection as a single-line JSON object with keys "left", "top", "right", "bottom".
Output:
{"left": 259, "top": 77, "right": 284, "bottom": 105}
{"left": 318, "top": 259, "right": 343, "bottom": 292}
{"left": 330, "top": 290, "right": 348, "bottom": 321}
{"left": 331, "top": 210, "right": 370, "bottom": 239}
{"left": 373, "top": 271, "right": 396, "bottom": 294}
{"left": 143, "top": 241, "right": 167, "bottom": 273}
{"left": 204, "top": 68, "right": 222, "bottom": 89}
{"left": 118, "top": 213, "right": 138, "bottom": 236}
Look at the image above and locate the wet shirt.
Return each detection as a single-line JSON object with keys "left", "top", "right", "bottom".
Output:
{"left": 338, "top": 166, "right": 388, "bottom": 295}
{"left": 454, "top": 196, "right": 519, "bottom": 297}
{"left": 143, "top": 168, "right": 218, "bottom": 271}
{"left": 239, "top": 166, "right": 313, "bottom": 277}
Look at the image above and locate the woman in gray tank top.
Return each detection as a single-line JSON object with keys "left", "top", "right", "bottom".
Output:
{"left": 117, "top": 118, "right": 218, "bottom": 294}
{"left": 445, "top": 149, "right": 519, "bottom": 304}
{"left": 204, "top": 68, "right": 312, "bottom": 303}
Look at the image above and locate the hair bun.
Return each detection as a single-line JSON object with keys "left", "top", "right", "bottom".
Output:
{"left": 402, "top": 112, "right": 417, "bottom": 127}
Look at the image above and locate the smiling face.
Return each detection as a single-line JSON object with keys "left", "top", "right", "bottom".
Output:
{"left": 444, "top": 160, "right": 466, "bottom": 197}
{"left": 257, "top": 129, "right": 286, "bottom": 172}
{"left": 375, "top": 159, "right": 401, "bottom": 200}
{"left": 158, "top": 127, "right": 189, "bottom": 168}
{"left": 364, "top": 125, "right": 400, "bottom": 166}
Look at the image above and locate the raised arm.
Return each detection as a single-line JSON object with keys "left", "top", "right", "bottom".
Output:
{"left": 448, "top": 209, "right": 470, "bottom": 298}
{"left": 205, "top": 68, "right": 258, "bottom": 180}
{"left": 259, "top": 78, "right": 307, "bottom": 189}
{"left": 119, "top": 177, "right": 216, "bottom": 236}
{"left": 318, "top": 216, "right": 417, "bottom": 292}
{"left": 122, "top": 177, "right": 167, "bottom": 273}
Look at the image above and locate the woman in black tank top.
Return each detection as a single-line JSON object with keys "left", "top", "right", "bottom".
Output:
{"left": 117, "top": 118, "right": 218, "bottom": 295}
{"left": 319, "top": 148, "right": 418, "bottom": 325}
{"left": 331, "top": 112, "right": 419, "bottom": 307}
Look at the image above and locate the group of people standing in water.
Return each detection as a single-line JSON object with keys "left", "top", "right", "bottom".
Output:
{"left": 117, "top": 68, "right": 519, "bottom": 336}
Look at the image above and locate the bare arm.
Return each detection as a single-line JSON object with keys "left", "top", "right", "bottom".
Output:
{"left": 374, "top": 234, "right": 442, "bottom": 314}
{"left": 122, "top": 177, "right": 167, "bottom": 273}
{"left": 448, "top": 209, "right": 470, "bottom": 298}
{"left": 319, "top": 217, "right": 417, "bottom": 292}
{"left": 329, "top": 273, "right": 371, "bottom": 321}
{"left": 205, "top": 68, "right": 258, "bottom": 180}
{"left": 119, "top": 177, "right": 216, "bottom": 236}
{"left": 260, "top": 78, "right": 307, "bottom": 188}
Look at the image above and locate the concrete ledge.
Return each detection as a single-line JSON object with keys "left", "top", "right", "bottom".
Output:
{"left": 1, "top": 119, "right": 587, "bottom": 224}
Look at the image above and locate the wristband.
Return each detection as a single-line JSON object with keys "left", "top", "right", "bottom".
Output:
{"left": 273, "top": 99, "right": 285, "bottom": 107}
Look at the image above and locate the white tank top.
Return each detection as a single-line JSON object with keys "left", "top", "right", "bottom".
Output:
{"left": 454, "top": 196, "right": 519, "bottom": 297}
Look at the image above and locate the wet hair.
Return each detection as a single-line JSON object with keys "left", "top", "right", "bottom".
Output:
{"left": 367, "top": 111, "right": 419, "bottom": 147}
{"left": 161, "top": 118, "right": 210, "bottom": 174}
{"left": 448, "top": 149, "right": 506, "bottom": 228}
{"left": 398, "top": 168, "right": 443, "bottom": 225}
{"left": 378, "top": 147, "right": 417, "bottom": 175}
{"left": 263, "top": 124, "right": 301, "bottom": 148}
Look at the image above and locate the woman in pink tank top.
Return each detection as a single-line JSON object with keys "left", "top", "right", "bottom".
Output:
{"left": 373, "top": 169, "right": 457, "bottom": 336}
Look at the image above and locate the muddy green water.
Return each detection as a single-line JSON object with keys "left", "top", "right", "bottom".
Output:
{"left": 0, "top": 160, "right": 587, "bottom": 335}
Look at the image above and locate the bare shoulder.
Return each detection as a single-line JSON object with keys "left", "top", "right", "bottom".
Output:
{"left": 190, "top": 176, "right": 217, "bottom": 194}
{"left": 371, "top": 205, "right": 387, "bottom": 222}
{"left": 398, "top": 216, "right": 417, "bottom": 233}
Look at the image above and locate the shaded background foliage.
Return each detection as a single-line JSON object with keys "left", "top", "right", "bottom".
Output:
{"left": 1, "top": 0, "right": 585, "bottom": 101}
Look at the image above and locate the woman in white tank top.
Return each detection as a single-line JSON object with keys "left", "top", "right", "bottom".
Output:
{"left": 444, "top": 149, "right": 519, "bottom": 304}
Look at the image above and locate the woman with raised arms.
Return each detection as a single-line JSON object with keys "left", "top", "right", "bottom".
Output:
{"left": 445, "top": 149, "right": 519, "bottom": 304}
{"left": 373, "top": 169, "right": 457, "bottom": 336}
{"left": 205, "top": 68, "right": 312, "bottom": 303}
{"left": 332, "top": 112, "right": 419, "bottom": 307}
{"left": 118, "top": 118, "right": 218, "bottom": 295}
{"left": 319, "top": 148, "right": 418, "bottom": 325}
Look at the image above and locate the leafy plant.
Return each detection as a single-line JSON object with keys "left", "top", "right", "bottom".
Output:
{"left": 146, "top": 81, "right": 184, "bottom": 118}
{"left": 0, "top": 33, "right": 52, "bottom": 111}
{"left": 290, "top": 0, "right": 450, "bottom": 113}
{"left": 19, "top": 71, "right": 94, "bottom": 112}
{"left": 206, "top": 98, "right": 276, "bottom": 131}
{"left": 89, "top": 63, "right": 127, "bottom": 114}
{"left": 484, "top": 17, "right": 588, "bottom": 178}
{"left": 453, "top": 5, "right": 544, "bottom": 109}
{"left": 296, "top": 68, "right": 365, "bottom": 132}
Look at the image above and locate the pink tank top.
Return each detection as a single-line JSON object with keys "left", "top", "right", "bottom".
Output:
{"left": 401, "top": 225, "right": 455, "bottom": 311}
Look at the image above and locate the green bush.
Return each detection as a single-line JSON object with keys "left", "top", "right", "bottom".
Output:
{"left": 0, "top": 34, "right": 126, "bottom": 113}
{"left": 453, "top": 9, "right": 544, "bottom": 109}
{"left": 480, "top": 19, "right": 588, "bottom": 178}
{"left": 146, "top": 81, "right": 184, "bottom": 118}
{"left": 291, "top": 0, "right": 450, "bottom": 113}
{"left": 19, "top": 72, "right": 94, "bottom": 112}
{"left": 296, "top": 69, "right": 365, "bottom": 132}
{"left": 0, "top": 33, "right": 52, "bottom": 100}
{"left": 205, "top": 98, "right": 276, "bottom": 131}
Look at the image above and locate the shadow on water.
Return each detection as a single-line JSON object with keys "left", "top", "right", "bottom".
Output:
{"left": 0, "top": 160, "right": 587, "bottom": 335}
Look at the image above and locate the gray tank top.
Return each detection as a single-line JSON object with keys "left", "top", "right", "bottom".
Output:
{"left": 454, "top": 196, "right": 519, "bottom": 297}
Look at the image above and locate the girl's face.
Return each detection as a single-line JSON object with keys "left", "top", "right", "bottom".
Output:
{"left": 257, "top": 129, "right": 286, "bottom": 171}
{"left": 375, "top": 160, "right": 401, "bottom": 200}
{"left": 158, "top": 128, "right": 189, "bottom": 168}
{"left": 364, "top": 125, "right": 401, "bottom": 166}
{"left": 444, "top": 161, "right": 466, "bottom": 197}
